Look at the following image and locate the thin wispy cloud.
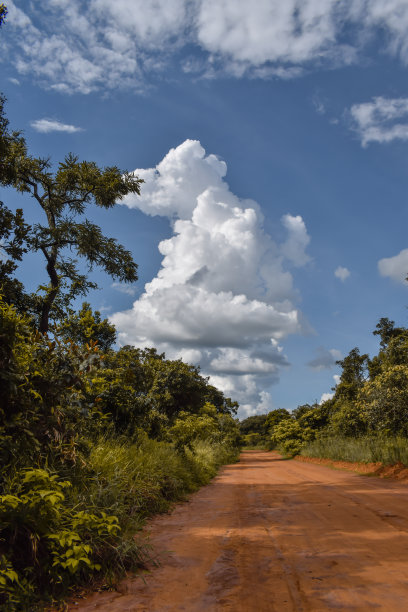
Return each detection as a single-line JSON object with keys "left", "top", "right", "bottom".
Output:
{"left": 308, "top": 347, "right": 342, "bottom": 371}
{"left": 111, "top": 282, "right": 138, "bottom": 296}
{"left": 5, "top": 0, "right": 408, "bottom": 94}
{"left": 350, "top": 97, "right": 408, "bottom": 146}
{"left": 30, "top": 118, "right": 83, "bottom": 133}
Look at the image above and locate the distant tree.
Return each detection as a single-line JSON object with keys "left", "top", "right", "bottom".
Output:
{"left": 0, "top": 4, "right": 7, "bottom": 27}
{"left": 0, "top": 203, "right": 33, "bottom": 313}
{"left": 239, "top": 414, "right": 268, "bottom": 436}
{"left": 292, "top": 403, "right": 315, "bottom": 420}
{"left": 373, "top": 317, "right": 403, "bottom": 350}
{"left": 335, "top": 347, "right": 368, "bottom": 402}
{"left": 0, "top": 98, "right": 142, "bottom": 333}
{"left": 57, "top": 302, "right": 116, "bottom": 352}
{"left": 264, "top": 408, "right": 291, "bottom": 430}
{"left": 358, "top": 365, "right": 408, "bottom": 436}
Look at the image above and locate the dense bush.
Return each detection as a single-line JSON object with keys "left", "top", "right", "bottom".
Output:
{"left": 267, "top": 317, "right": 408, "bottom": 462}
{"left": 0, "top": 297, "right": 240, "bottom": 610}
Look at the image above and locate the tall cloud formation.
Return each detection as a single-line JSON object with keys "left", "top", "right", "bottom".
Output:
{"left": 111, "top": 140, "right": 310, "bottom": 416}
{"left": 5, "top": 1, "right": 408, "bottom": 93}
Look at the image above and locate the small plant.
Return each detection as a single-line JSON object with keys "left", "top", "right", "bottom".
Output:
{"left": 0, "top": 468, "right": 124, "bottom": 609}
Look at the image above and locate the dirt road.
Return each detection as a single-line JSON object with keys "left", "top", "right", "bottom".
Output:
{"left": 71, "top": 451, "right": 408, "bottom": 611}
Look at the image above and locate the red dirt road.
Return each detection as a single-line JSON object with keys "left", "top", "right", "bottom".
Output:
{"left": 71, "top": 451, "right": 408, "bottom": 611}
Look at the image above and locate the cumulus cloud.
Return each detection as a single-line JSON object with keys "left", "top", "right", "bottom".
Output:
{"left": 307, "top": 347, "right": 342, "bottom": 371}
{"left": 350, "top": 97, "right": 408, "bottom": 146}
{"left": 5, "top": 1, "right": 408, "bottom": 93}
{"left": 319, "top": 373, "right": 341, "bottom": 404}
{"left": 320, "top": 392, "right": 334, "bottom": 404}
{"left": 111, "top": 139, "right": 310, "bottom": 416}
{"left": 30, "top": 118, "right": 83, "bottom": 133}
{"left": 281, "top": 214, "right": 311, "bottom": 267}
{"left": 334, "top": 266, "right": 350, "bottom": 281}
{"left": 378, "top": 249, "right": 408, "bottom": 283}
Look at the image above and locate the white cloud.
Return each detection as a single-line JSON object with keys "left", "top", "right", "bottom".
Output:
{"left": 5, "top": 1, "right": 408, "bottom": 93}
{"left": 111, "top": 282, "right": 138, "bottom": 296}
{"left": 334, "top": 266, "right": 350, "bottom": 281}
{"left": 111, "top": 140, "right": 310, "bottom": 416}
{"left": 30, "top": 118, "right": 83, "bottom": 133}
{"left": 319, "top": 373, "right": 341, "bottom": 404}
{"left": 320, "top": 392, "right": 334, "bottom": 404}
{"left": 308, "top": 347, "right": 342, "bottom": 371}
{"left": 350, "top": 97, "right": 408, "bottom": 146}
{"left": 8, "top": 77, "right": 20, "bottom": 85}
{"left": 196, "top": 0, "right": 349, "bottom": 68}
{"left": 281, "top": 214, "right": 311, "bottom": 267}
{"left": 378, "top": 249, "right": 408, "bottom": 283}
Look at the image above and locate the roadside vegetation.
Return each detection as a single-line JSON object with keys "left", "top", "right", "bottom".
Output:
{"left": 0, "top": 91, "right": 240, "bottom": 610}
{"left": 242, "top": 317, "right": 408, "bottom": 464}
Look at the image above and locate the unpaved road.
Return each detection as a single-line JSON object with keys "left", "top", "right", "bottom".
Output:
{"left": 71, "top": 451, "right": 408, "bottom": 611}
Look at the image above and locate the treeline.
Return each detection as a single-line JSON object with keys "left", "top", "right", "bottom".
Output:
{"left": 240, "top": 317, "right": 408, "bottom": 462}
{"left": 0, "top": 91, "right": 240, "bottom": 608}
{"left": 0, "top": 298, "right": 240, "bottom": 609}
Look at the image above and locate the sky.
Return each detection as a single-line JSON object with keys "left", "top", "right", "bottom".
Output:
{"left": 1, "top": 0, "right": 408, "bottom": 418}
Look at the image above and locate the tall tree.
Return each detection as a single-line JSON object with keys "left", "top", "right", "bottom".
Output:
{"left": 335, "top": 347, "right": 368, "bottom": 402}
{"left": 0, "top": 98, "right": 142, "bottom": 332}
{"left": 0, "top": 4, "right": 7, "bottom": 27}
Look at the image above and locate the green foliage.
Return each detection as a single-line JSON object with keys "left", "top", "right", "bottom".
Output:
{"left": 0, "top": 468, "right": 124, "bottom": 609}
{"left": 239, "top": 414, "right": 268, "bottom": 436}
{"left": 0, "top": 4, "right": 7, "bottom": 27}
{"left": 327, "top": 401, "right": 367, "bottom": 437}
{"left": 169, "top": 403, "right": 240, "bottom": 453}
{"left": 0, "top": 296, "right": 102, "bottom": 472}
{"left": 0, "top": 99, "right": 142, "bottom": 332}
{"left": 0, "top": 296, "right": 239, "bottom": 609}
{"left": 265, "top": 408, "right": 291, "bottom": 429}
{"left": 334, "top": 347, "right": 369, "bottom": 402}
{"left": 358, "top": 365, "right": 408, "bottom": 435}
{"left": 270, "top": 419, "right": 310, "bottom": 457}
{"left": 242, "top": 432, "right": 264, "bottom": 448}
{"left": 57, "top": 302, "right": 116, "bottom": 351}
{"left": 295, "top": 316, "right": 408, "bottom": 465}
{"left": 302, "top": 435, "right": 408, "bottom": 465}
{"left": 91, "top": 347, "right": 238, "bottom": 439}
{"left": 0, "top": 100, "right": 240, "bottom": 610}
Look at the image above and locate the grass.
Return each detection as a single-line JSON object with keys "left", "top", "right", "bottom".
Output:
{"left": 0, "top": 435, "right": 239, "bottom": 611}
{"left": 301, "top": 435, "right": 408, "bottom": 465}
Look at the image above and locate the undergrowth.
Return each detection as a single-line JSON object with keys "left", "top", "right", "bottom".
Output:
{"left": 0, "top": 436, "right": 239, "bottom": 611}
{"left": 301, "top": 436, "right": 408, "bottom": 465}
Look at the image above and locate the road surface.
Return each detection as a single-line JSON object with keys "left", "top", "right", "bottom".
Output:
{"left": 71, "top": 451, "right": 408, "bottom": 611}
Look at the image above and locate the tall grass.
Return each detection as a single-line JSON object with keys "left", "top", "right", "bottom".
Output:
{"left": 71, "top": 435, "right": 240, "bottom": 550}
{"left": 302, "top": 436, "right": 408, "bottom": 465}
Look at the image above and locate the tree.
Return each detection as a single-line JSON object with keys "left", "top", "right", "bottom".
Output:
{"left": 373, "top": 317, "right": 403, "bottom": 350}
{"left": 239, "top": 414, "right": 268, "bottom": 436}
{"left": 264, "top": 408, "right": 291, "bottom": 430}
{"left": 0, "top": 98, "right": 142, "bottom": 332}
{"left": 0, "top": 4, "right": 7, "bottom": 27}
{"left": 335, "top": 347, "right": 368, "bottom": 402}
{"left": 57, "top": 302, "right": 116, "bottom": 352}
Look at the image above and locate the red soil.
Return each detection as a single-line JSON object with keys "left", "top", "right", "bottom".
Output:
{"left": 69, "top": 451, "right": 408, "bottom": 611}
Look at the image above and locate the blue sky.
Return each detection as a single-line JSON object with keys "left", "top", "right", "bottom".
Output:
{"left": 2, "top": 1, "right": 408, "bottom": 417}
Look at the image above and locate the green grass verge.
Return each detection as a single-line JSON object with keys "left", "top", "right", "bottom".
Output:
{"left": 301, "top": 436, "right": 408, "bottom": 465}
